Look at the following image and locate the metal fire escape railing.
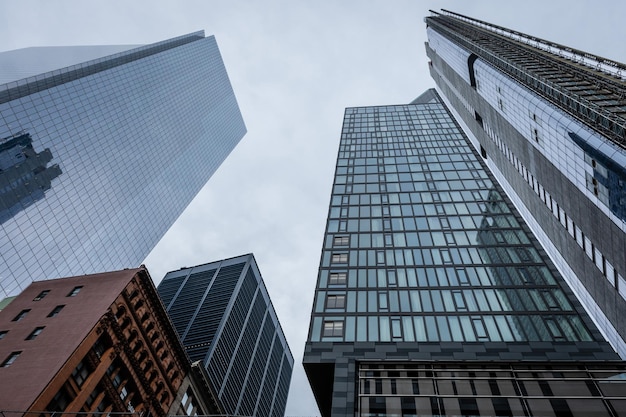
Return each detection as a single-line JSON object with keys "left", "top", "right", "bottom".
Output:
{"left": 426, "top": 10, "right": 626, "bottom": 149}
{"left": 439, "top": 9, "right": 626, "bottom": 81}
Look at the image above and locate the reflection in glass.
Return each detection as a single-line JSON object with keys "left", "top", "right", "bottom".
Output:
{"left": 0, "top": 131, "right": 61, "bottom": 224}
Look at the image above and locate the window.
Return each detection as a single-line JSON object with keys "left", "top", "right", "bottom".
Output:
{"left": 329, "top": 272, "right": 347, "bottom": 285}
{"left": 326, "top": 294, "right": 346, "bottom": 309}
{"left": 67, "top": 286, "right": 83, "bottom": 297}
{"left": 72, "top": 361, "right": 90, "bottom": 387}
{"left": 333, "top": 236, "right": 350, "bottom": 246}
{"left": 0, "top": 330, "right": 7, "bottom": 340}
{"left": 47, "top": 305, "right": 65, "bottom": 317}
{"left": 26, "top": 326, "right": 45, "bottom": 340}
{"left": 1, "top": 351, "right": 21, "bottom": 367}
{"left": 33, "top": 290, "right": 50, "bottom": 301}
{"left": 12, "top": 309, "right": 30, "bottom": 322}
{"left": 532, "top": 128, "right": 539, "bottom": 142}
{"left": 47, "top": 389, "right": 70, "bottom": 411}
{"left": 331, "top": 253, "right": 348, "bottom": 264}
{"left": 323, "top": 321, "right": 344, "bottom": 337}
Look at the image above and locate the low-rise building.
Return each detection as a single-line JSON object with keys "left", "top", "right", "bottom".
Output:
{"left": 0, "top": 267, "right": 187, "bottom": 415}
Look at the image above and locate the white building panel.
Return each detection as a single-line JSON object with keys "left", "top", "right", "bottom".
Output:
{"left": 427, "top": 28, "right": 471, "bottom": 85}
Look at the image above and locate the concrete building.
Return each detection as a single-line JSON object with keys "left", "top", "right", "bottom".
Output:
{"left": 0, "top": 32, "right": 246, "bottom": 298}
{"left": 157, "top": 254, "right": 294, "bottom": 417}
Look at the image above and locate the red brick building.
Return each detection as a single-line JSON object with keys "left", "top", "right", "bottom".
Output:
{"left": 0, "top": 267, "right": 187, "bottom": 415}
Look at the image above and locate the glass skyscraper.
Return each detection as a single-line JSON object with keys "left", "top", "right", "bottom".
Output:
{"left": 157, "top": 254, "right": 293, "bottom": 417}
{"left": 425, "top": 9, "right": 626, "bottom": 357}
{"left": 303, "top": 90, "right": 626, "bottom": 416}
{"left": 0, "top": 32, "right": 246, "bottom": 297}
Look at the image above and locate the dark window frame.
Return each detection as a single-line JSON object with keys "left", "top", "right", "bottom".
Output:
{"left": 47, "top": 305, "right": 65, "bottom": 318}
{"left": 12, "top": 309, "right": 30, "bottom": 322}
{"left": 1, "top": 351, "right": 21, "bottom": 367}
{"left": 26, "top": 326, "right": 45, "bottom": 340}
{"left": 33, "top": 290, "right": 50, "bottom": 301}
{"left": 67, "top": 286, "right": 83, "bottom": 297}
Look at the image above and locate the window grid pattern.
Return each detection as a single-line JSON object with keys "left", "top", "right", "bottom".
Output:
{"left": 0, "top": 34, "right": 246, "bottom": 298}
{"left": 158, "top": 257, "right": 293, "bottom": 417}
{"left": 358, "top": 362, "right": 626, "bottom": 417}
{"left": 309, "top": 101, "right": 602, "bottom": 344}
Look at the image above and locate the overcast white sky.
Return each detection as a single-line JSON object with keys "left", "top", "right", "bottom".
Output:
{"left": 1, "top": 1, "right": 625, "bottom": 415}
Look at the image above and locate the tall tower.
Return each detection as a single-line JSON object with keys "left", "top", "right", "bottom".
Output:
{"left": 303, "top": 91, "right": 626, "bottom": 417}
{"left": 157, "top": 254, "right": 293, "bottom": 417}
{"left": 0, "top": 32, "right": 246, "bottom": 297}
{"left": 425, "top": 10, "right": 626, "bottom": 356}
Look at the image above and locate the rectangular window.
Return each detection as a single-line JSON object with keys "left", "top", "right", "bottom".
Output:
{"left": 326, "top": 294, "right": 346, "bottom": 309}
{"left": 72, "top": 361, "right": 90, "bottom": 387}
{"left": 33, "top": 290, "right": 50, "bottom": 301}
{"left": 26, "top": 326, "right": 45, "bottom": 340}
{"left": 12, "top": 309, "right": 30, "bottom": 322}
{"left": 333, "top": 236, "right": 350, "bottom": 246}
{"left": 47, "top": 305, "right": 65, "bottom": 318}
{"left": 323, "top": 321, "right": 344, "bottom": 337}
{"left": 67, "top": 286, "right": 83, "bottom": 297}
{"left": 1, "top": 351, "right": 21, "bottom": 367}
{"left": 329, "top": 272, "right": 347, "bottom": 285}
{"left": 331, "top": 253, "right": 348, "bottom": 264}
{"left": 532, "top": 128, "right": 539, "bottom": 142}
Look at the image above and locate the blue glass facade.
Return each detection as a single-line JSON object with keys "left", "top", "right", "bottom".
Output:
{"left": 303, "top": 91, "right": 623, "bottom": 417}
{"left": 0, "top": 32, "right": 246, "bottom": 297}
{"left": 157, "top": 254, "right": 293, "bottom": 417}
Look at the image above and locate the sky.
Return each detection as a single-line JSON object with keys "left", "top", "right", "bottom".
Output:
{"left": 1, "top": 1, "right": 625, "bottom": 415}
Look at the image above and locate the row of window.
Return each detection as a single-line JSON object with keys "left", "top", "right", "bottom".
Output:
{"left": 357, "top": 360, "right": 626, "bottom": 416}
{"left": 329, "top": 201, "right": 512, "bottom": 220}
{"left": 312, "top": 312, "right": 591, "bottom": 343}
{"left": 326, "top": 228, "right": 529, "bottom": 250}
{"left": 331, "top": 178, "right": 496, "bottom": 195}
{"left": 330, "top": 188, "right": 499, "bottom": 207}
{"left": 345, "top": 103, "right": 448, "bottom": 116}
{"left": 323, "top": 245, "right": 542, "bottom": 268}
{"left": 316, "top": 287, "right": 572, "bottom": 314}
{"left": 9, "top": 304, "right": 65, "bottom": 322}
{"left": 336, "top": 146, "right": 472, "bottom": 160}
{"left": 320, "top": 265, "right": 557, "bottom": 289}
